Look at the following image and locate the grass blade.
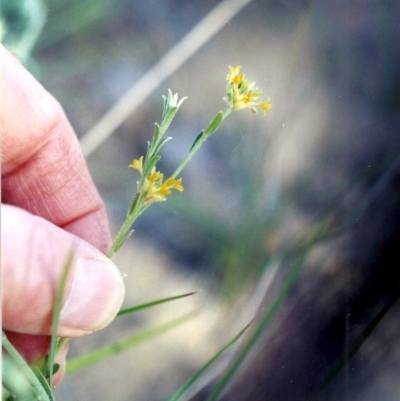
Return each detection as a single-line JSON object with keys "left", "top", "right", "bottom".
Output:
{"left": 167, "top": 322, "right": 252, "bottom": 401}
{"left": 117, "top": 292, "right": 196, "bottom": 317}
{"left": 32, "top": 367, "right": 55, "bottom": 401}
{"left": 2, "top": 331, "right": 51, "bottom": 401}
{"left": 66, "top": 312, "right": 195, "bottom": 374}
{"left": 48, "top": 253, "right": 74, "bottom": 387}
{"left": 205, "top": 218, "right": 328, "bottom": 401}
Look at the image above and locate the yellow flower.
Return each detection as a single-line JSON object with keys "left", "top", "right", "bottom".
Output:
{"left": 160, "top": 177, "right": 184, "bottom": 196}
{"left": 129, "top": 156, "right": 144, "bottom": 173}
{"left": 227, "top": 65, "right": 244, "bottom": 85}
{"left": 139, "top": 168, "right": 183, "bottom": 204}
{"left": 148, "top": 169, "right": 163, "bottom": 184}
{"left": 129, "top": 157, "right": 183, "bottom": 203}
{"left": 260, "top": 97, "right": 272, "bottom": 115}
{"left": 225, "top": 66, "right": 271, "bottom": 115}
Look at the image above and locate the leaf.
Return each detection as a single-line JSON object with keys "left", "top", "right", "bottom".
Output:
{"left": 128, "top": 192, "right": 141, "bottom": 217}
{"left": 117, "top": 292, "right": 196, "bottom": 317}
{"left": 162, "top": 95, "right": 169, "bottom": 122}
{"left": 152, "top": 136, "right": 172, "bottom": 156}
{"left": 167, "top": 322, "right": 252, "bottom": 401}
{"left": 48, "top": 253, "right": 74, "bottom": 387}
{"left": 204, "top": 111, "right": 223, "bottom": 137}
{"left": 205, "top": 218, "right": 329, "bottom": 401}
{"left": 189, "top": 130, "right": 205, "bottom": 152}
{"left": 142, "top": 155, "right": 161, "bottom": 179}
{"left": 2, "top": 331, "right": 52, "bottom": 401}
{"left": 2, "top": 353, "right": 35, "bottom": 401}
{"left": 66, "top": 312, "right": 196, "bottom": 374}
{"left": 161, "top": 106, "right": 178, "bottom": 133}
{"left": 32, "top": 367, "right": 56, "bottom": 401}
{"left": 148, "top": 123, "right": 162, "bottom": 156}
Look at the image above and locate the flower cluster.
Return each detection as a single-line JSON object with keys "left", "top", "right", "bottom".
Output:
{"left": 109, "top": 68, "right": 271, "bottom": 257}
{"left": 225, "top": 65, "right": 271, "bottom": 115}
{"left": 129, "top": 156, "right": 183, "bottom": 204}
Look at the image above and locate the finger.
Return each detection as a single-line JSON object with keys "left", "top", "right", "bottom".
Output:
{"left": 1, "top": 204, "right": 125, "bottom": 337}
{"left": 0, "top": 44, "right": 110, "bottom": 253}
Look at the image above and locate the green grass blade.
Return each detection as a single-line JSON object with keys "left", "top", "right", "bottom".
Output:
{"left": 66, "top": 312, "right": 195, "bottom": 374}
{"left": 167, "top": 322, "right": 252, "bottom": 401}
{"left": 117, "top": 292, "right": 196, "bottom": 317}
{"left": 48, "top": 253, "right": 74, "bottom": 387}
{"left": 2, "top": 331, "right": 51, "bottom": 401}
{"left": 205, "top": 218, "right": 329, "bottom": 401}
{"left": 2, "top": 353, "right": 34, "bottom": 401}
{"left": 32, "top": 367, "right": 55, "bottom": 401}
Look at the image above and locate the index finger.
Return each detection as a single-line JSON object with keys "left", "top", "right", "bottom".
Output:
{"left": 0, "top": 44, "right": 110, "bottom": 252}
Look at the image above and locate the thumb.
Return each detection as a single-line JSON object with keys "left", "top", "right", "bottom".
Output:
{"left": 1, "top": 204, "right": 125, "bottom": 337}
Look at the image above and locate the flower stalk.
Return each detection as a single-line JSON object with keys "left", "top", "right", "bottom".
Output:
{"left": 172, "top": 65, "right": 271, "bottom": 178}
{"left": 108, "top": 66, "right": 271, "bottom": 258}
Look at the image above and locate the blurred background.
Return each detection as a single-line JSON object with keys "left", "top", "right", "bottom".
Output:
{"left": 2, "top": 0, "right": 400, "bottom": 400}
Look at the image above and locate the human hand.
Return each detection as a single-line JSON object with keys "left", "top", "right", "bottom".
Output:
{"left": 1, "top": 44, "right": 125, "bottom": 385}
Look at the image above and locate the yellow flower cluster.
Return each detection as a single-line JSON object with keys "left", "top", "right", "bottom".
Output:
{"left": 129, "top": 156, "right": 183, "bottom": 204}
{"left": 225, "top": 65, "right": 271, "bottom": 115}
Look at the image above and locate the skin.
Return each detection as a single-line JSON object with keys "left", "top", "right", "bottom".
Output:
{"left": 1, "top": 44, "right": 125, "bottom": 386}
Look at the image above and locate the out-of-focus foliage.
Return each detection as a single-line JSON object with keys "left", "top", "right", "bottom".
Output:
{"left": 0, "top": 0, "right": 47, "bottom": 68}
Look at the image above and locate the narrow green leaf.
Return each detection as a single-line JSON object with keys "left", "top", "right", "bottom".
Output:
{"left": 148, "top": 123, "right": 162, "bottom": 156}
{"left": 167, "top": 322, "right": 252, "bottom": 401}
{"left": 117, "top": 292, "right": 196, "bottom": 317}
{"left": 2, "top": 331, "right": 51, "bottom": 401}
{"left": 162, "top": 94, "right": 169, "bottom": 121}
{"left": 142, "top": 155, "right": 161, "bottom": 179}
{"left": 204, "top": 111, "right": 223, "bottom": 137}
{"left": 2, "top": 353, "right": 35, "bottom": 401}
{"left": 128, "top": 192, "right": 141, "bottom": 217}
{"left": 205, "top": 219, "right": 329, "bottom": 401}
{"left": 48, "top": 253, "right": 74, "bottom": 388}
{"left": 66, "top": 312, "right": 196, "bottom": 374}
{"left": 161, "top": 106, "right": 178, "bottom": 132}
{"left": 32, "top": 367, "right": 56, "bottom": 401}
{"left": 190, "top": 130, "right": 205, "bottom": 152}
{"left": 152, "top": 136, "right": 173, "bottom": 156}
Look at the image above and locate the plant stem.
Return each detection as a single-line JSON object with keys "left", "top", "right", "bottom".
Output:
{"left": 107, "top": 201, "right": 148, "bottom": 258}
{"left": 172, "top": 108, "right": 232, "bottom": 178}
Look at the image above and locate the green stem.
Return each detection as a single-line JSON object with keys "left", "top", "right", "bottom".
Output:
{"left": 107, "top": 200, "right": 148, "bottom": 258}
{"left": 108, "top": 105, "right": 232, "bottom": 257}
{"left": 172, "top": 108, "right": 232, "bottom": 178}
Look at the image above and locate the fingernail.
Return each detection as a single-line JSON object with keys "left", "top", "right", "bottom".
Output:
{"left": 59, "top": 256, "right": 125, "bottom": 336}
